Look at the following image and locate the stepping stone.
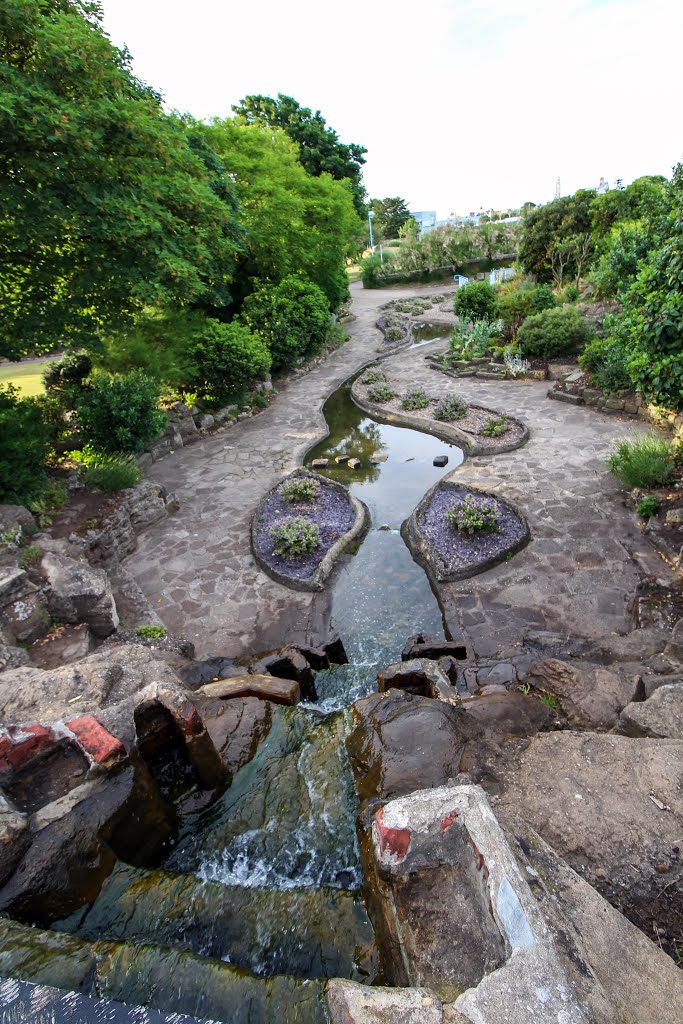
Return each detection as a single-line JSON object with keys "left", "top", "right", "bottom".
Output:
{"left": 335, "top": 455, "right": 350, "bottom": 464}
{"left": 347, "top": 458, "right": 361, "bottom": 469}
{"left": 197, "top": 674, "right": 300, "bottom": 706}
{"left": 433, "top": 455, "right": 448, "bottom": 467}
{"left": 370, "top": 453, "right": 388, "bottom": 463}
{"left": 311, "top": 458, "right": 328, "bottom": 468}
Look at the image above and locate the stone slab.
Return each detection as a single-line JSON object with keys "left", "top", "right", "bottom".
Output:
{"left": 197, "top": 674, "right": 301, "bottom": 705}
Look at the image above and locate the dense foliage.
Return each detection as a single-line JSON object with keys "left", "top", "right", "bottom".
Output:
{"left": 74, "top": 371, "right": 166, "bottom": 453}
{"left": 454, "top": 281, "right": 497, "bottom": 320}
{"left": 608, "top": 436, "right": 676, "bottom": 488}
{"left": 369, "top": 198, "right": 414, "bottom": 240}
{"left": 0, "top": 385, "right": 51, "bottom": 503}
{"left": 242, "top": 275, "right": 330, "bottom": 372}
{"left": 517, "top": 307, "right": 591, "bottom": 360}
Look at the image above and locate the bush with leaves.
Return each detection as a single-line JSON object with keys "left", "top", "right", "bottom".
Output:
{"left": 190, "top": 319, "right": 270, "bottom": 401}
{"left": 607, "top": 435, "right": 675, "bottom": 489}
{"left": 446, "top": 494, "right": 500, "bottom": 534}
{"left": 43, "top": 351, "right": 93, "bottom": 394}
{"left": 361, "top": 368, "right": 386, "bottom": 385}
{"left": 450, "top": 317, "right": 502, "bottom": 359}
{"left": 360, "top": 252, "right": 394, "bottom": 288}
{"left": 579, "top": 335, "right": 631, "bottom": 392}
{"left": 517, "top": 307, "right": 591, "bottom": 360}
{"left": 74, "top": 371, "right": 166, "bottom": 454}
{"left": 0, "top": 384, "right": 52, "bottom": 504}
{"left": 480, "top": 415, "right": 509, "bottom": 437}
{"left": 433, "top": 394, "right": 467, "bottom": 421}
{"left": 494, "top": 281, "right": 556, "bottom": 325}
{"left": 454, "top": 281, "right": 497, "bottom": 320}
{"left": 69, "top": 448, "right": 141, "bottom": 492}
{"left": 367, "top": 382, "right": 396, "bottom": 403}
{"left": 278, "top": 475, "right": 320, "bottom": 503}
{"left": 401, "top": 388, "right": 430, "bottom": 411}
{"left": 270, "top": 517, "right": 321, "bottom": 559}
{"left": 242, "top": 275, "right": 330, "bottom": 372}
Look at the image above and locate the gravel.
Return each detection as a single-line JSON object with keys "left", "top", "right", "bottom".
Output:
{"left": 418, "top": 485, "right": 527, "bottom": 574}
{"left": 255, "top": 477, "right": 355, "bottom": 580}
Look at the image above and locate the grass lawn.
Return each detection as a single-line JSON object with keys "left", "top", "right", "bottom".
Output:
{"left": 0, "top": 359, "right": 51, "bottom": 397}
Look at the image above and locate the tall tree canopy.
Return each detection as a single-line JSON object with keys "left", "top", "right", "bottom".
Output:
{"left": 518, "top": 190, "right": 596, "bottom": 285}
{"left": 369, "top": 197, "right": 414, "bottom": 241}
{"left": 198, "top": 119, "right": 361, "bottom": 309}
{"left": 232, "top": 93, "right": 367, "bottom": 216}
{"left": 0, "top": 0, "right": 242, "bottom": 358}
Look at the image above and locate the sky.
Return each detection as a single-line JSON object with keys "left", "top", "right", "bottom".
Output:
{"left": 100, "top": 0, "right": 683, "bottom": 220}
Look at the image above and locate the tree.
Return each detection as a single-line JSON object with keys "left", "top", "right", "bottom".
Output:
{"left": 242, "top": 275, "right": 330, "bottom": 372}
{"left": 198, "top": 119, "right": 361, "bottom": 309}
{"left": 0, "top": 0, "right": 242, "bottom": 359}
{"left": 369, "top": 197, "right": 413, "bottom": 240}
{"left": 518, "top": 190, "right": 596, "bottom": 283}
{"left": 232, "top": 93, "right": 367, "bottom": 215}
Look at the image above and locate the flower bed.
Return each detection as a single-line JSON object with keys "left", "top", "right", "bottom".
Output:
{"left": 402, "top": 482, "right": 530, "bottom": 581}
{"left": 251, "top": 469, "right": 369, "bottom": 592}
{"left": 351, "top": 373, "right": 529, "bottom": 456}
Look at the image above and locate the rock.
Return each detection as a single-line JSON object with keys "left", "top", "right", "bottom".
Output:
{"left": 311, "top": 458, "right": 329, "bottom": 468}
{"left": 174, "top": 415, "right": 198, "bottom": 439}
{"left": 346, "top": 689, "right": 481, "bottom": 806}
{"left": 0, "top": 645, "right": 185, "bottom": 723}
{"left": 250, "top": 647, "right": 316, "bottom": 701}
{"left": 370, "top": 452, "right": 388, "bottom": 463}
{"left": 323, "top": 634, "right": 348, "bottom": 665}
{"left": 549, "top": 389, "right": 584, "bottom": 405}
{"left": 604, "top": 398, "right": 626, "bottom": 411}
{"left": 327, "top": 980, "right": 444, "bottom": 1024}
{"left": 28, "top": 622, "right": 93, "bottom": 669}
{"left": 582, "top": 387, "right": 602, "bottom": 406}
{"left": 0, "top": 504, "right": 36, "bottom": 536}
{"left": 41, "top": 552, "right": 119, "bottom": 638}
{"left": 335, "top": 454, "right": 350, "bottom": 464}
{"left": 619, "top": 684, "right": 683, "bottom": 738}
{"left": 124, "top": 481, "right": 169, "bottom": 530}
{"left": 378, "top": 524, "right": 391, "bottom": 531}
{"left": 199, "top": 696, "right": 273, "bottom": 774}
{"left": 0, "top": 567, "right": 49, "bottom": 644}
{"left": 564, "top": 369, "right": 584, "bottom": 383}
{"left": 179, "top": 657, "right": 248, "bottom": 689}
{"left": 377, "top": 658, "right": 459, "bottom": 703}
{"left": 498, "top": 733, "right": 683, "bottom": 904}
{"left": 433, "top": 455, "right": 448, "bottom": 467}
{"left": 294, "top": 644, "right": 330, "bottom": 671}
{"left": 148, "top": 437, "right": 175, "bottom": 461}
{"left": 197, "top": 674, "right": 300, "bottom": 706}
{"left": 347, "top": 458, "right": 361, "bottom": 469}
{"left": 196, "top": 413, "right": 214, "bottom": 430}
{"left": 462, "top": 685, "right": 557, "bottom": 739}
{"left": 0, "top": 643, "right": 29, "bottom": 671}
{"left": 0, "top": 793, "right": 30, "bottom": 888}
{"left": 402, "top": 633, "right": 467, "bottom": 662}
{"left": 665, "top": 508, "right": 683, "bottom": 525}
{"left": 641, "top": 672, "right": 683, "bottom": 698}
{"left": 665, "top": 617, "right": 683, "bottom": 662}
{"left": 523, "top": 657, "right": 639, "bottom": 728}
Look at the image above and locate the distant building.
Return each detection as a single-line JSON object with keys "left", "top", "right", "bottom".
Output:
{"left": 411, "top": 211, "right": 437, "bottom": 235}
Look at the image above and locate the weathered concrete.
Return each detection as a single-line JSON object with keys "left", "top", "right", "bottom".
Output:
{"left": 120, "top": 283, "right": 668, "bottom": 661}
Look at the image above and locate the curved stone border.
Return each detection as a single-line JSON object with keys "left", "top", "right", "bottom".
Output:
{"left": 350, "top": 377, "right": 530, "bottom": 457}
{"left": 402, "top": 480, "right": 530, "bottom": 582}
{"left": 251, "top": 469, "right": 370, "bottom": 593}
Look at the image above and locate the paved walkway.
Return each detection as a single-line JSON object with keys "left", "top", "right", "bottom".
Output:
{"left": 125, "top": 284, "right": 668, "bottom": 660}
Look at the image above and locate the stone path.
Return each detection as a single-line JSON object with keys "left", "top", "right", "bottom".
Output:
{"left": 125, "top": 285, "right": 669, "bottom": 661}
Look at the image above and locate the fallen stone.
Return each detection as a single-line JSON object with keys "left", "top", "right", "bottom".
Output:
{"left": 311, "top": 458, "right": 329, "bottom": 468}
{"left": 370, "top": 452, "right": 388, "bottom": 463}
{"left": 323, "top": 634, "right": 348, "bottom": 665}
{"left": 41, "top": 552, "right": 119, "bottom": 638}
{"left": 604, "top": 397, "right": 625, "bottom": 411}
{"left": 665, "top": 508, "right": 683, "bottom": 525}
{"left": 564, "top": 369, "right": 584, "bottom": 383}
{"left": 250, "top": 647, "right": 316, "bottom": 701}
{"left": 378, "top": 658, "right": 459, "bottom": 703}
{"left": 0, "top": 505, "right": 36, "bottom": 536}
{"left": 28, "top": 622, "right": 93, "bottom": 669}
{"left": 523, "top": 657, "right": 639, "bottom": 728}
{"left": 335, "top": 454, "right": 350, "bottom": 464}
{"left": 0, "top": 642, "right": 29, "bottom": 671}
{"left": 402, "top": 633, "right": 467, "bottom": 662}
{"left": 326, "top": 980, "right": 444, "bottom": 1024}
{"left": 0, "top": 567, "right": 50, "bottom": 644}
{"left": 294, "top": 643, "right": 330, "bottom": 671}
{"left": 619, "top": 684, "right": 683, "bottom": 738}
{"left": 433, "top": 455, "right": 448, "bottom": 467}
{"left": 197, "top": 675, "right": 300, "bottom": 706}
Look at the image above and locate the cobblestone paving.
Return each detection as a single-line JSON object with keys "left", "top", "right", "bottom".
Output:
{"left": 125, "top": 285, "right": 669, "bottom": 661}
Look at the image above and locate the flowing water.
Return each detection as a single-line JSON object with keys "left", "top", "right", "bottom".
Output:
{"left": 20, "top": 376, "right": 465, "bottom": 1023}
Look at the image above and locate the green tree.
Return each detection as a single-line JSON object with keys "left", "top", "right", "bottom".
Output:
{"left": 370, "top": 197, "right": 413, "bottom": 240}
{"left": 198, "top": 119, "right": 360, "bottom": 309}
{"left": 190, "top": 321, "right": 271, "bottom": 401}
{"left": 518, "top": 190, "right": 596, "bottom": 283}
{"left": 0, "top": 0, "right": 242, "bottom": 359}
{"left": 232, "top": 93, "right": 367, "bottom": 215}
{"left": 242, "top": 275, "right": 330, "bottom": 372}
{"left": 74, "top": 370, "right": 166, "bottom": 453}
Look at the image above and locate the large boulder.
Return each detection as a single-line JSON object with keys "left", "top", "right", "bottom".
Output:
{"left": 523, "top": 657, "right": 639, "bottom": 729}
{"left": 0, "top": 645, "right": 184, "bottom": 723}
{"left": 0, "top": 567, "right": 49, "bottom": 644}
{"left": 619, "top": 684, "right": 683, "bottom": 739}
{"left": 0, "top": 505, "right": 36, "bottom": 537}
{"left": 41, "top": 552, "right": 118, "bottom": 637}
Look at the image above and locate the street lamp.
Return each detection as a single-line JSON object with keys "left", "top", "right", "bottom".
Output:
{"left": 368, "top": 209, "right": 374, "bottom": 252}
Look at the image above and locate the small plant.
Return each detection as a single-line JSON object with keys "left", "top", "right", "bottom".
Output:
{"left": 635, "top": 496, "right": 661, "bottom": 519}
{"left": 539, "top": 691, "right": 560, "bottom": 710}
{"left": 401, "top": 388, "right": 430, "bottom": 411}
{"left": 0, "top": 527, "right": 22, "bottom": 550}
{"left": 28, "top": 482, "right": 67, "bottom": 527}
{"left": 480, "top": 415, "right": 510, "bottom": 437}
{"left": 518, "top": 681, "right": 531, "bottom": 695}
{"left": 278, "top": 475, "right": 320, "bottom": 503}
{"left": 446, "top": 494, "right": 501, "bottom": 534}
{"left": 270, "top": 517, "right": 321, "bottom": 559}
{"left": 454, "top": 280, "right": 497, "bottom": 320}
{"left": 503, "top": 348, "right": 531, "bottom": 378}
{"left": 362, "top": 368, "right": 386, "bottom": 386}
{"left": 450, "top": 318, "right": 502, "bottom": 360}
{"left": 367, "top": 382, "right": 396, "bottom": 403}
{"left": 251, "top": 393, "right": 269, "bottom": 410}
{"left": 433, "top": 394, "right": 467, "bottom": 421}
{"left": 608, "top": 435, "right": 675, "bottom": 489}
{"left": 385, "top": 328, "right": 404, "bottom": 341}
{"left": 85, "top": 455, "right": 141, "bottom": 492}
{"left": 136, "top": 625, "right": 168, "bottom": 639}
{"left": 18, "top": 545, "right": 43, "bottom": 570}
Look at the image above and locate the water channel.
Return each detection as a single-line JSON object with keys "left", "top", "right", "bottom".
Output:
{"left": 48, "top": 376, "right": 466, "bottom": 1022}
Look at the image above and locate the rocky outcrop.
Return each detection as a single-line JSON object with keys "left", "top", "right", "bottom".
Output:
{"left": 41, "top": 552, "right": 119, "bottom": 638}
{"left": 0, "top": 568, "right": 49, "bottom": 644}
{"left": 619, "top": 683, "right": 683, "bottom": 738}
{"left": 522, "top": 657, "right": 641, "bottom": 729}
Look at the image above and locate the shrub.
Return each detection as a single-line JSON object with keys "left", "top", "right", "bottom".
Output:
{"left": 401, "top": 388, "right": 430, "bottom": 411}
{"left": 86, "top": 455, "right": 141, "bottom": 492}
{"left": 360, "top": 252, "right": 394, "bottom": 288}
{"left": 450, "top": 317, "right": 502, "bottom": 359}
{"left": 270, "top": 517, "right": 321, "bottom": 559}
{"left": 43, "top": 351, "right": 92, "bottom": 393}
{"left": 18, "top": 545, "right": 43, "bottom": 570}
{"left": 28, "top": 482, "right": 67, "bottom": 527}
{"left": 503, "top": 348, "right": 531, "bottom": 378}
{"left": 136, "top": 625, "right": 168, "bottom": 638}
{"left": 242, "top": 275, "right": 331, "bottom": 372}
{"left": 361, "top": 368, "right": 386, "bottom": 385}
{"left": 561, "top": 283, "right": 580, "bottom": 303}
{"left": 607, "top": 435, "right": 675, "bottom": 488}
{"left": 191, "top": 320, "right": 271, "bottom": 401}
{"left": 495, "top": 282, "right": 556, "bottom": 325}
{"left": 635, "top": 496, "right": 660, "bottom": 518}
{"left": 74, "top": 371, "right": 166, "bottom": 454}
{"left": 517, "top": 307, "right": 592, "bottom": 360}
{"left": 433, "top": 394, "right": 467, "bottom": 421}
{"left": 98, "top": 308, "right": 203, "bottom": 391}
{"left": 480, "top": 414, "right": 509, "bottom": 437}
{"left": 454, "top": 281, "right": 497, "bottom": 320}
{"left": 0, "top": 384, "right": 51, "bottom": 504}
{"left": 367, "top": 382, "right": 396, "bottom": 403}
{"left": 579, "top": 336, "right": 631, "bottom": 392}
{"left": 446, "top": 494, "right": 501, "bottom": 533}
{"left": 278, "top": 475, "right": 320, "bottom": 503}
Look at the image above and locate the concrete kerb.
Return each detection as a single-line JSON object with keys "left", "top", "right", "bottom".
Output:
{"left": 349, "top": 378, "right": 530, "bottom": 457}
{"left": 402, "top": 480, "right": 531, "bottom": 583}
{"left": 368, "top": 783, "right": 590, "bottom": 1024}
{"left": 250, "top": 468, "right": 370, "bottom": 593}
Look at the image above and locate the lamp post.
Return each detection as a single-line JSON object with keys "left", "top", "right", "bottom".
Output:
{"left": 368, "top": 209, "right": 374, "bottom": 253}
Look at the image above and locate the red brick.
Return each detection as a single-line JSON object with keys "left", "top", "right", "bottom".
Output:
{"left": 375, "top": 807, "right": 411, "bottom": 863}
{"left": 6, "top": 724, "right": 55, "bottom": 770}
{"left": 66, "top": 716, "right": 126, "bottom": 765}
